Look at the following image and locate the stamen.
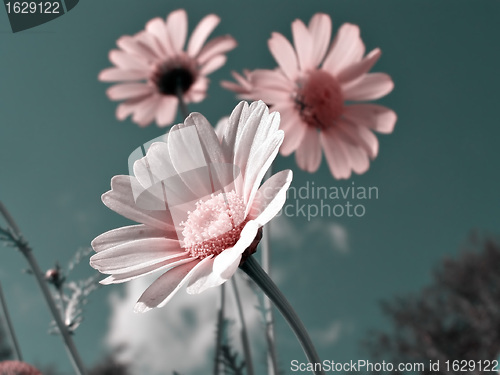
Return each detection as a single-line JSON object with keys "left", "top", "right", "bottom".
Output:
{"left": 181, "top": 191, "right": 247, "bottom": 258}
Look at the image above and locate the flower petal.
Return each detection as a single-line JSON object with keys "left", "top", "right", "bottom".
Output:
{"left": 308, "top": 13, "right": 332, "bottom": 66}
{"left": 248, "top": 170, "right": 293, "bottom": 226}
{"left": 295, "top": 127, "right": 322, "bottom": 172}
{"left": 337, "top": 119, "right": 379, "bottom": 159}
{"left": 268, "top": 32, "right": 299, "bottom": 81}
{"left": 117, "top": 35, "right": 158, "bottom": 61}
{"left": 91, "top": 224, "right": 173, "bottom": 253}
{"left": 342, "top": 73, "right": 394, "bottom": 101}
{"left": 243, "top": 130, "right": 284, "bottom": 209}
{"left": 155, "top": 96, "right": 178, "bottom": 127}
{"left": 323, "top": 23, "right": 365, "bottom": 76}
{"left": 187, "top": 14, "right": 220, "bottom": 57}
{"left": 251, "top": 88, "right": 291, "bottom": 105}
{"left": 106, "top": 83, "right": 153, "bottom": 101}
{"left": 213, "top": 220, "right": 259, "bottom": 279}
{"left": 102, "top": 175, "right": 174, "bottom": 230}
{"left": 133, "top": 142, "right": 202, "bottom": 228}
{"left": 199, "top": 55, "right": 227, "bottom": 76}
{"left": 185, "top": 76, "right": 208, "bottom": 103}
{"left": 168, "top": 115, "right": 230, "bottom": 202}
{"left": 185, "top": 256, "right": 224, "bottom": 294}
{"left": 337, "top": 48, "right": 381, "bottom": 84}
{"left": 251, "top": 69, "right": 295, "bottom": 91}
{"left": 90, "top": 237, "right": 185, "bottom": 274}
{"left": 292, "top": 19, "right": 314, "bottom": 71}
{"left": 145, "top": 17, "right": 174, "bottom": 57}
{"left": 320, "top": 129, "right": 351, "bottom": 179}
{"left": 280, "top": 119, "right": 307, "bottom": 156}
{"left": 116, "top": 96, "right": 154, "bottom": 121}
{"left": 99, "top": 68, "right": 148, "bottom": 82}
{"left": 134, "top": 257, "right": 211, "bottom": 312}
{"left": 100, "top": 256, "right": 194, "bottom": 285}
{"left": 215, "top": 116, "right": 229, "bottom": 141}
{"left": 132, "top": 94, "right": 162, "bottom": 127}
{"left": 343, "top": 104, "right": 397, "bottom": 133}
{"left": 341, "top": 139, "right": 370, "bottom": 175}
{"left": 165, "top": 9, "right": 188, "bottom": 53}
{"left": 136, "top": 30, "right": 167, "bottom": 59}
{"left": 109, "top": 50, "right": 149, "bottom": 70}
{"left": 197, "top": 35, "right": 237, "bottom": 65}
{"left": 219, "top": 101, "right": 247, "bottom": 164}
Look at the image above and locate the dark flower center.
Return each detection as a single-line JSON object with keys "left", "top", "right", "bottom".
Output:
{"left": 295, "top": 69, "right": 344, "bottom": 130}
{"left": 155, "top": 67, "right": 195, "bottom": 96}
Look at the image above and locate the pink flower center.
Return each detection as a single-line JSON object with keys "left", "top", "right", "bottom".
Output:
{"left": 181, "top": 191, "right": 247, "bottom": 258}
{"left": 295, "top": 69, "right": 344, "bottom": 130}
{"left": 151, "top": 56, "right": 197, "bottom": 96}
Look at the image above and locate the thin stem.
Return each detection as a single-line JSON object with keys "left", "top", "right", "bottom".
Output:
{"left": 261, "top": 166, "right": 280, "bottom": 375}
{"left": 23, "top": 249, "right": 87, "bottom": 375}
{"left": 176, "top": 84, "right": 189, "bottom": 120}
{"left": 0, "top": 282, "right": 22, "bottom": 361}
{"left": 0, "top": 202, "right": 20, "bottom": 235}
{"left": 0, "top": 202, "right": 87, "bottom": 375}
{"left": 213, "top": 284, "right": 226, "bottom": 375}
{"left": 230, "top": 278, "right": 254, "bottom": 375}
{"left": 240, "top": 256, "right": 325, "bottom": 375}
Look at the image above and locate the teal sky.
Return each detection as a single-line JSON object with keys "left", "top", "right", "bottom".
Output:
{"left": 1, "top": 0, "right": 500, "bottom": 373}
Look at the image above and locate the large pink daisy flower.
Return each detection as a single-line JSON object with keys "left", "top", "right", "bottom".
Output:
{"left": 99, "top": 9, "right": 237, "bottom": 127}
{"left": 222, "top": 13, "right": 396, "bottom": 179}
{"left": 90, "top": 101, "right": 292, "bottom": 312}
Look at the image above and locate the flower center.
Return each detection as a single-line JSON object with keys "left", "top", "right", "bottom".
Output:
{"left": 151, "top": 58, "right": 196, "bottom": 96}
{"left": 295, "top": 69, "right": 344, "bottom": 130}
{"left": 181, "top": 191, "right": 247, "bottom": 259}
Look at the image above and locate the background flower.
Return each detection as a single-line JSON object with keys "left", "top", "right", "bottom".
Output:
{"left": 223, "top": 13, "right": 396, "bottom": 179}
{"left": 90, "top": 101, "right": 292, "bottom": 312}
{"left": 0, "top": 361, "right": 41, "bottom": 375}
{"left": 2, "top": 1, "right": 498, "bottom": 371}
{"left": 100, "top": 9, "right": 237, "bottom": 127}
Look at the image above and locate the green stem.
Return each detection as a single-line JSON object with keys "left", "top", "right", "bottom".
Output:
{"left": 176, "top": 83, "right": 189, "bottom": 119}
{"left": 240, "top": 256, "right": 325, "bottom": 375}
{"left": 261, "top": 167, "right": 280, "bottom": 375}
{"left": 230, "top": 278, "right": 254, "bottom": 375}
{"left": 213, "top": 284, "right": 226, "bottom": 375}
{"left": 0, "top": 202, "right": 87, "bottom": 375}
{"left": 0, "top": 282, "right": 22, "bottom": 361}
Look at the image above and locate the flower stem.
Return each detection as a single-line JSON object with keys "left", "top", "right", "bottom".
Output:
{"left": 213, "top": 284, "right": 226, "bottom": 375}
{"left": 0, "top": 202, "right": 87, "bottom": 375}
{"left": 0, "top": 282, "right": 23, "bottom": 361}
{"left": 176, "top": 82, "right": 189, "bottom": 119}
{"left": 240, "top": 256, "right": 325, "bottom": 375}
{"left": 261, "top": 167, "right": 280, "bottom": 375}
{"left": 230, "top": 278, "right": 254, "bottom": 375}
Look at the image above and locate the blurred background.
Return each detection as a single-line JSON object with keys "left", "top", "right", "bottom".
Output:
{"left": 0, "top": 0, "right": 499, "bottom": 373}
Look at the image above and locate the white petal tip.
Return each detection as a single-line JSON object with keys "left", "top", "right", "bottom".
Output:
{"left": 99, "top": 278, "right": 113, "bottom": 285}
{"left": 133, "top": 302, "right": 151, "bottom": 313}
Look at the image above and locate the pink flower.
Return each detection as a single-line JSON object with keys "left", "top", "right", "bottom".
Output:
{"left": 222, "top": 14, "right": 396, "bottom": 179}
{"left": 90, "top": 101, "right": 292, "bottom": 312}
{"left": 220, "top": 69, "right": 253, "bottom": 99}
{"left": 0, "top": 361, "right": 41, "bottom": 375}
{"left": 99, "top": 9, "right": 237, "bottom": 127}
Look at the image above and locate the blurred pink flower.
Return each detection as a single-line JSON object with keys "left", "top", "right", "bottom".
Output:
{"left": 99, "top": 9, "right": 237, "bottom": 127}
{"left": 90, "top": 101, "right": 292, "bottom": 312}
{"left": 222, "top": 13, "right": 396, "bottom": 179}
{"left": 0, "top": 361, "right": 41, "bottom": 375}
